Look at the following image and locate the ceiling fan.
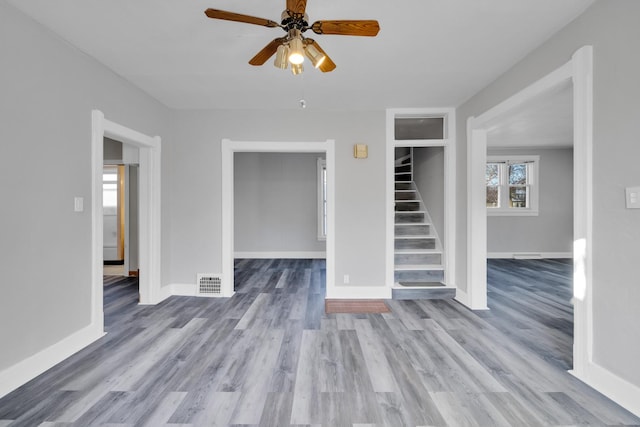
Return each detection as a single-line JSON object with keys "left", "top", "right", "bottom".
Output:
{"left": 204, "top": 0, "right": 380, "bottom": 74}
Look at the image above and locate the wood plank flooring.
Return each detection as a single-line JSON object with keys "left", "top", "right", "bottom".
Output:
{"left": 0, "top": 258, "right": 638, "bottom": 426}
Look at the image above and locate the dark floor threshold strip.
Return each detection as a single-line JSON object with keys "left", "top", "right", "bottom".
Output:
{"left": 325, "top": 299, "right": 390, "bottom": 314}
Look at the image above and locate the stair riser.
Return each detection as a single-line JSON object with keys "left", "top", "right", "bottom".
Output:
{"left": 395, "top": 164, "right": 412, "bottom": 174}
{"left": 395, "top": 224, "right": 430, "bottom": 236}
{"left": 395, "top": 239, "right": 436, "bottom": 250}
{"left": 395, "top": 202, "right": 421, "bottom": 212}
{"left": 395, "top": 253, "right": 442, "bottom": 265}
{"left": 395, "top": 213, "right": 425, "bottom": 223}
{"left": 395, "top": 174, "right": 412, "bottom": 182}
{"left": 395, "top": 192, "right": 417, "bottom": 200}
{"left": 392, "top": 288, "right": 455, "bottom": 300}
{"left": 395, "top": 182, "right": 413, "bottom": 191}
{"left": 394, "top": 270, "right": 445, "bottom": 282}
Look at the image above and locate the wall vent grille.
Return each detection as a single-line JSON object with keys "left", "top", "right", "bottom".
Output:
{"left": 197, "top": 274, "right": 223, "bottom": 297}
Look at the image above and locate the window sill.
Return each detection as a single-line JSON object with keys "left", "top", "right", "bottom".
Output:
{"left": 488, "top": 210, "right": 539, "bottom": 217}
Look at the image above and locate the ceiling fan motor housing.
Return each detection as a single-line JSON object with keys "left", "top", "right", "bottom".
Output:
{"left": 281, "top": 10, "right": 309, "bottom": 33}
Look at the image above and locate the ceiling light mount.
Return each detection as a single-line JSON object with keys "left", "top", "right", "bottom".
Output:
{"left": 280, "top": 10, "right": 309, "bottom": 33}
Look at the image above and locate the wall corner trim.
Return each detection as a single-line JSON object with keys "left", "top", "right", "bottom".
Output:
{"left": 0, "top": 323, "right": 104, "bottom": 400}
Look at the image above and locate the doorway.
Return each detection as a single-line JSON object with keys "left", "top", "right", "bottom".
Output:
{"left": 466, "top": 46, "right": 593, "bottom": 376}
{"left": 91, "top": 110, "right": 162, "bottom": 333}
{"left": 103, "top": 139, "right": 141, "bottom": 278}
{"left": 102, "top": 164, "right": 126, "bottom": 276}
{"left": 221, "top": 139, "right": 335, "bottom": 297}
{"left": 385, "top": 108, "right": 457, "bottom": 292}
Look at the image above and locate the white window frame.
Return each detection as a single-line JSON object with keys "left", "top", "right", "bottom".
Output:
{"left": 317, "top": 157, "right": 327, "bottom": 240}
{"left": 486, "top": 155, "right": 539, "bottom": 216}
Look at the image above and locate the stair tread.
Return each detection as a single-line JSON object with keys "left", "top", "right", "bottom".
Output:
{"left": 395, "top": 248, "right": 442, "bottom": 254}
{"left": 395, "top": 222, "right": 429, "bottom": 226}
{"left": 395, "top": 264, "right": 444, "bottom": 271}
{"left": 394, "top": 235, "right": 436, "bottom": 239}
{"left": 395, "top": 282, "right": 448, "bottom": 288}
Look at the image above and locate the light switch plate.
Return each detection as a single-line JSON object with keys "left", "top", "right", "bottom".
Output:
{"left": 74, "top": 197, "right": 84, "bottom": 212}
{"left": 625, "top": 187, "right": 640, "bottom": 209}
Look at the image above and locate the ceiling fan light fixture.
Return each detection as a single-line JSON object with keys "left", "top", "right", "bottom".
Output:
{"left": 288, "top": 34, "right": 305, "bottom": 65}
{"left": 291, "top": 63, "right": 304, "bottom": 75}
{"left": 304, "top": 43, "right": 326, "bottom": 68}
{"left": 204, "top": 4, "right": 380, "bottom": 74}
{"left": 274, "top": 44, "right": 289, "bottom": 69}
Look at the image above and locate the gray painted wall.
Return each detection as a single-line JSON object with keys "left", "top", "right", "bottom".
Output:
{"left": 487, "top": 148, "right": 573, "bottom": 254}
{"left": 103, "top": 137, "right": 122, "bottom": 161}
{"left": 456, "top": 0, "right": 640, "bottom": 386}
{"left": 167, "top": 109, "right": 386, "bottom": 288}
{"left": 234, "top": 152, "right": 325, "bottom": 253}
{"left": 0, "top": 1, "right": 169, "bottom": 372}
{"left": 413, "top": 147, "right": 446, "bottom": 247}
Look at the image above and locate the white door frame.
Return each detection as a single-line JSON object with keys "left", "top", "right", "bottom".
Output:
{"left": 91, "top": 110, "right": 162, "bottom": 332}
{"left": 221, "top": 139, "right": 335, "bottom": 297}
{"left": 385, "top": 108, "right": 457, "bottom": 289}
{"left": 466, "top": 47, "right": 593, "bottom": 375}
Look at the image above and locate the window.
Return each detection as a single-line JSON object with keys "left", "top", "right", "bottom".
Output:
{"left": 103, "top": 166, "right": 119, "bottom": 210}
{"left": 394, "top": 116, "right": 445, "bottom": 140}
{"left": 486, "top": 155, "right": 539, "bottom": 216}
{"left": 317, "top": 158, "right": 327, "bottom": 240}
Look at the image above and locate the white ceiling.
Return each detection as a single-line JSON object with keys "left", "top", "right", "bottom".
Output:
{"left": 488, "top": 82, "right": 574, "bottom": 148}
{"left": 6, "top": 0, "right": 594, "bottom": 110}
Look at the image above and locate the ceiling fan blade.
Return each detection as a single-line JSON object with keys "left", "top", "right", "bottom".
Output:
{"left": 249, "top": 38, "right": 286, "bottom": 66}
{"left": 305, "top": 39, "right": 336, "bottom": 72}
{"left": 287, "top": 0, "right": 307, "bottom": 15}
{"left": 311, "top": 20, "right": 380, "bottom": 36}
{"left": 204, "top": 8, "right": 279, "bottom": 28}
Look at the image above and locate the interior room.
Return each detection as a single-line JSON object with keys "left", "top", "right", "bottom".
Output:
{"left": 1, "top": 0, "right": 639, "bottom": 424}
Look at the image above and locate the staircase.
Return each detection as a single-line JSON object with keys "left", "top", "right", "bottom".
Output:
{"left": 393, "top": 147, "right": 455, "bottom": 300}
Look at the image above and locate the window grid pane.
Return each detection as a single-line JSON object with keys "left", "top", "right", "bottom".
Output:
{"left": 486, "top": 163, "right": 500, "bottom": 186}
{"left": 509, "top": 185, "right": 529, "bottom": 208}
{"left": 508, "top": 163, "right": 528, "bottom": 185}
{"left": 487, "top": 186, "right": 500, "bottom": 208}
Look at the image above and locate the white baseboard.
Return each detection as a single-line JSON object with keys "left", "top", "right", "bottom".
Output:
{"left": 326, "top": 285, "right": 391, "bottom": 299}
{"left": 0, "top": 323, "right": 105, "bottom": 399}
{"left": 487, "top": 252, "right": 572, "bottom": 259}
{"left": 170, "top": 283, "right": 198, "bottom": 297}
{"left": 155, "top": 284, "right": 173, "bottom": 303}
{"left": 570, "top": 361, "right": 640, "bottom": 418}
{"left": 234, "top": 251, "right": 326, "bottom": 259}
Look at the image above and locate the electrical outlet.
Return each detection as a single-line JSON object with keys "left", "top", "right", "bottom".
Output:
{"left": 343, "top": 274, "right": 350, "bottom": 284}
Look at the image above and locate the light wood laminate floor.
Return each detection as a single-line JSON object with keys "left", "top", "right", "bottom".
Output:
{"left": 0, "top": 258, "right": 638, "bottom": 426}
